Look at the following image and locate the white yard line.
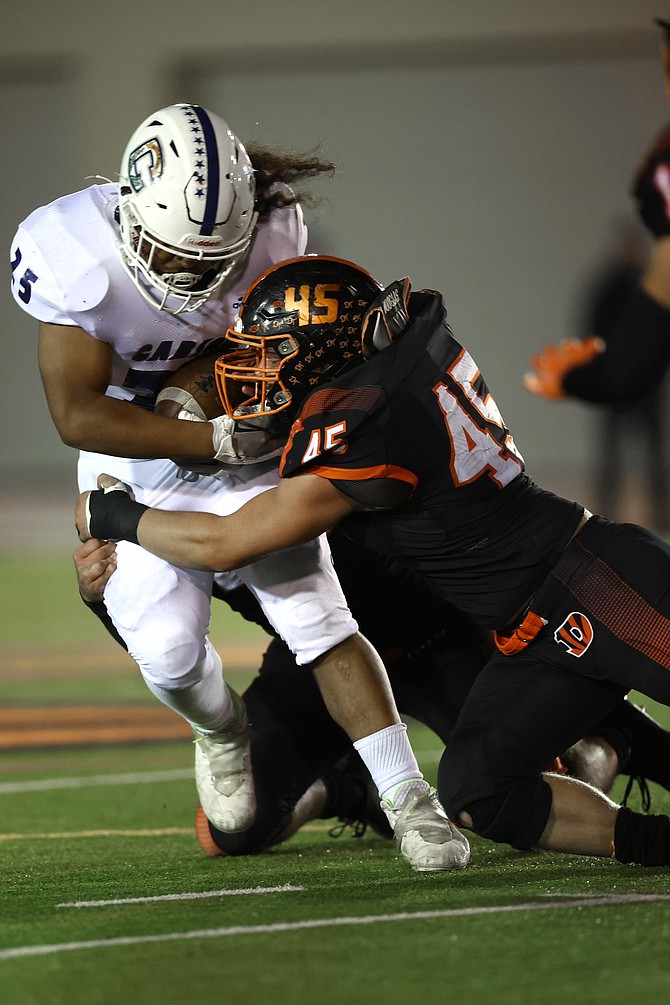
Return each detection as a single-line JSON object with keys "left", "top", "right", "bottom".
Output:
{"left": 0, "top": 828, "right": 192, "bottom": 842}
{"left": 1, "top": 894, "right": 669, "bottom": 961}
{"left": 57, "top": 885, "right": 305, "bottom": 908}
{"left": 0, "top": 769, "right": 192, "bottom": 794}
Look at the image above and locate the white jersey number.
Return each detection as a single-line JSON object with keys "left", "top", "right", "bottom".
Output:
{"left": 433, "top": 348, "right": 523, "bottom": 489}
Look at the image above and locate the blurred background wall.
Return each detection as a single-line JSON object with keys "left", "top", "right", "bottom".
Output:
{"left": 1, "top": 0, "right": 667, "bottom": 550}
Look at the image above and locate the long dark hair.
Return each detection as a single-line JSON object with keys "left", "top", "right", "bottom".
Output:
{"left": 245, "top": 144, "right": 335, "bottom": 216}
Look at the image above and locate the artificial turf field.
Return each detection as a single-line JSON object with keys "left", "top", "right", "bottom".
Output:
{"left": 2, "top": 554, "right": 670, "bottom": 1005}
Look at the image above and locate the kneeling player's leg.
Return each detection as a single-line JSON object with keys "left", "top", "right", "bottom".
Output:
{"left": 558, "top": 697, "right": 670, "bottom": 802}
{"left": 438, "top": 654, "right": 628, "bottom": 853}
{"left": 541, "top": 771, "right": 670, "bottom": 865}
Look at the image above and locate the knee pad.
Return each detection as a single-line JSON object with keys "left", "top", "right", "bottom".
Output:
{"left": 463, "top": 777, "right": 553, "bottom": 850}
{"left": 106, "top": 555, "right": 213, "bottom": 689}
{"left": 139, "top": 632, "right": 220, "bottom": 692}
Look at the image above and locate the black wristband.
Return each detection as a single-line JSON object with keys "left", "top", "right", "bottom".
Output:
{"left": 88, "top": 490, "right": 149, "bottom": 545}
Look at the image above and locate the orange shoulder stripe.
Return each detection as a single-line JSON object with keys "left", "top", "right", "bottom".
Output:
{"left": 304, "top": 463, "right": 419, "bottom": 487}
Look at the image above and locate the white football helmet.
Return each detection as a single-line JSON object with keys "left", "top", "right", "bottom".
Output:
{"left": 117, "top": 104, "right": 258, "bottom": 314}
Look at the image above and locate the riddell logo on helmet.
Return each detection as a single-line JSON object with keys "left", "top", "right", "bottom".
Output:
{"left": 183, "top": 237, "right": 224, "bottom": 248}
{"left": 553, "top": 612, "right": 594, "bottom": 657}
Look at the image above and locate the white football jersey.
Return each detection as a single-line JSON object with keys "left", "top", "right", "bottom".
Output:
{"left": 10, "top": 182, "right": 307, "bottom": 409}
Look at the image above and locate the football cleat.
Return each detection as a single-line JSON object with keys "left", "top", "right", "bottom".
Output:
{"left": 323, "top": 760, "right": 394, "bottom": 840}
{"left": 193, "top": 687, "right": 256, "bottom": 833}
{"left": 381, "top": 781, "right": 470, "bottom": 872}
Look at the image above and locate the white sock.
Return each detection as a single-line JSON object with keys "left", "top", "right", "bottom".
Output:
{"left": 353, "top": 722, "right": 424, "bottom": 801}
{"left": 146, "top": 676, "right": 234, "bottom": 732}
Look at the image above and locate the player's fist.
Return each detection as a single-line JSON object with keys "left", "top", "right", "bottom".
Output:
{"left": 211, "top": 414, "right": 285, "bottom": 465}
{"left": 73, "top": 538, "right": 117, "bottom": 602}
{"left": 523, "top": 336, "right": 604, "bottom": 399}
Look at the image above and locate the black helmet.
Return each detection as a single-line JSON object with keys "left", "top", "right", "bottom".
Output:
{"left": 215, "top": 255, "right": 382, "bottom": 421}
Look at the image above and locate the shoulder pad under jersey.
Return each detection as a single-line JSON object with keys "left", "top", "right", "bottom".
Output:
{"left": 11, "top": 188, "right": 111, "bottom": 322}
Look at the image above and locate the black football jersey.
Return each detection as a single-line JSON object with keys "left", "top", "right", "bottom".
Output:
{"left": 632, "top": 124, "right": 670, "bottom": 237}
{"left": 279, "top": 291, "right": 583, "bottom": 628}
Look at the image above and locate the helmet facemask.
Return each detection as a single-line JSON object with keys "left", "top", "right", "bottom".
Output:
{"left": 119, "top": 199, "right": 257, "bottom": 314}
{"left": 215, "top": 328, "right": 300, "bottom": 419}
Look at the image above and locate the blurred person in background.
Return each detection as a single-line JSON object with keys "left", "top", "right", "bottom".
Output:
{"left": 524, "top": 18, "right": 670, "bottom": 439}
{"left": 575, "top": 217, "right": 668, "bottom": 531}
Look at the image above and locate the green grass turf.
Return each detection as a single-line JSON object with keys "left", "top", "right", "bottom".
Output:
{"left": 2, "top": 554, "right": 670, "bottom": 1004}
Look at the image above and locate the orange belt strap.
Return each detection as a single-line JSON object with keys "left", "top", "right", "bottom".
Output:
{"left": 494, "top": 611, "right": 548, "bottom": 656}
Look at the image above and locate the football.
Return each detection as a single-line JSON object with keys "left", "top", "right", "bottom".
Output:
{"left": 155, "top": 351, "right": 226, "bottom": 474}
{"left": 155, "top": 351, "right": 225, "bottom": 421}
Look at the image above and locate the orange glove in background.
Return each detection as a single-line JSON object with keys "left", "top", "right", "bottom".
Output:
{"left": 523, "top": 335, "right": 605, "bottom": 399}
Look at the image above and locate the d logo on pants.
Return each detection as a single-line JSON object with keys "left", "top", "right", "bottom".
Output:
{"left": 554, "top": 612, "right": 594, "bottom": 657}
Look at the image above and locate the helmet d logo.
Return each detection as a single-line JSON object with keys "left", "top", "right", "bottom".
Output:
{"left": 553, "top": 612, "right": 594, "bottom": 658}
{"left": 128, "top": 139, "right": 164, "bottom": 193}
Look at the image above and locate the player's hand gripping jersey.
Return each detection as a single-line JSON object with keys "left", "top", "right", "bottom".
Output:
{"left": 280, "top": 290, "right": 583, "bottom": 627}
